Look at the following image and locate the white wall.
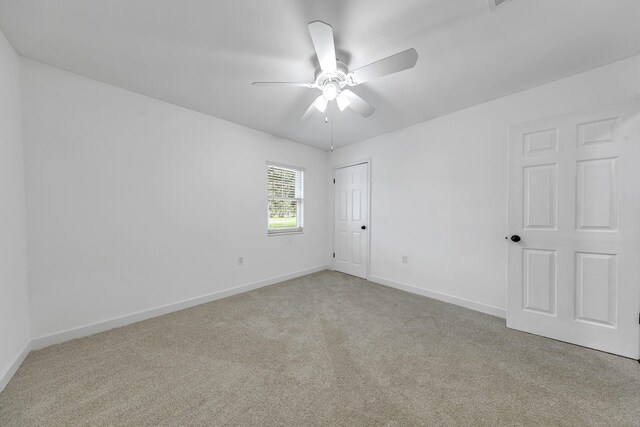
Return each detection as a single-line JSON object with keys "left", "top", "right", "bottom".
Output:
{"left": 0, "top": 30, "right": 30, "bottom": 388}
{"left": 14, "top": 50, "right": 640, "bottom": 345}
{"left": 21, "top": 59, "right": 330, "bottom": 340}
{"left": 331, "top": 56, "right": 640, "bottom": 317}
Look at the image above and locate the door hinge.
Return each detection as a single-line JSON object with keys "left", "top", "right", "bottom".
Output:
{"left": 638, "top": 313, "right": 640, "bottom": 325}
{"left": 333, "top": 179, "right": 335, "bottom": 184}
{"left": 332, "top": 252, "right": 335, "bottom": 258}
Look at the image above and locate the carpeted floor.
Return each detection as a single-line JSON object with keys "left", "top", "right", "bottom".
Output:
{"left": 1, "top": 270, "right": 639, "bottom": 426}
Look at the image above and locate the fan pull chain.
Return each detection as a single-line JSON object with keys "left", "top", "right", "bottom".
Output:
{"left": 331, "top": 116, "right": 334, "bottom": 152}
{"left": 325, "top": 115, "right": 334, "bottom": 152}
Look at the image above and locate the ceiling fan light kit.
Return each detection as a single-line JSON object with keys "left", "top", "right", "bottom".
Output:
{"left": 322, "top": 82, "right": 339, "bottom": 101}
{"left": 336, "top": 91, "right": 351, "bottom": 111}
{"left": 252, "top": 20, "right": 418, "bottom": 121}
{"left": 313, "top": 95, "right": 328, "bottom": 113}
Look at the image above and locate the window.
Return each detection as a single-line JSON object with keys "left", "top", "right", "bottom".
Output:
{"left": 267, "top": 163, "right": 304, "bottom": 234}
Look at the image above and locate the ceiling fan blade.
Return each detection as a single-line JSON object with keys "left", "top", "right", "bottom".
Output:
{"left": 347, "top": 48, "right": 418, "bottom": 85}
{"left": 342, "top": 90, "right": 375, "bottom": 117}
{"left": 252, "top": 82, "right": 314, "bottom": 88}
{"left": 308, "top": 21, "right": 337, "bottom": 73}
{"left": 301, "top": 96, "right": 326, "bottom": 121}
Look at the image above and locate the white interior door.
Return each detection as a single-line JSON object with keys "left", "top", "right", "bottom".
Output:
{"left": 334, "top": 163, "right": 369, "bottom": 279}
{"left": 507, "top": 99, "right": 640, "bottom": 359}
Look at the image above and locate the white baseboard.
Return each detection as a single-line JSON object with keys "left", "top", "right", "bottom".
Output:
{"left": 30, "top": 266, "right": 330, "bottom": 351}
{"left": 369, "top": 275, "right": 506, "bottom": 319}
{"left": 0, "top": 341, "right": 31, "bottom": 394}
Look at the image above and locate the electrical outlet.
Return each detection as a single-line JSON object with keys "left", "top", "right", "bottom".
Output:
{"left": 402, "top": 255, "right": 408, "bottom": 264}
{"left": 238, "top": 256, "right": 243, "bottom": 266}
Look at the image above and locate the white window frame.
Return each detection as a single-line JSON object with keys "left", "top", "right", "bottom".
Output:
{"left": 266, "top": 162, "right": 304, "bottom": 235}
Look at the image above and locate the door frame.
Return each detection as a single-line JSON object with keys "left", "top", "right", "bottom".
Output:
{"left": 331, "top": 158, "right": 372, "bottom": 280}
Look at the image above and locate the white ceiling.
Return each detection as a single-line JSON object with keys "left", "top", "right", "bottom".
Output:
{"left": 1, "top": 0, "right": 638, "bottom": 149}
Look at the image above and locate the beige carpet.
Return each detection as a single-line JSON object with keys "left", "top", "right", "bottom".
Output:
{"left": 1, "top": 270, "right": 639, "bottom": 426}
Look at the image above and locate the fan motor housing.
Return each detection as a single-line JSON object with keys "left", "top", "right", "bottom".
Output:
{"left": 315, "top": 60, "right": 349, "bottom": 89}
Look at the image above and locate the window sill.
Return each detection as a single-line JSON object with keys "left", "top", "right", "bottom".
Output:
{"left": 268, "top": 229, "right": 304, "bottom": 236}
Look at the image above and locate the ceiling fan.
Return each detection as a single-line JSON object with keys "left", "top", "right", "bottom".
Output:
{"left": 252, "top": 21, "right": 418, "bottom": 120}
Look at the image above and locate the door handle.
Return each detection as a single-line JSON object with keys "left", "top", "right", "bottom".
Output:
{"left": 509, "top": 235, "right": 521, "bottom": 242}
{"left": 361, "top": 225, "right": 367, "bottom": 230}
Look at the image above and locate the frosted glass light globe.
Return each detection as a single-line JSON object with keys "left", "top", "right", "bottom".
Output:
{"left": 323, "top": 83, "right": 339, "bottom": 101}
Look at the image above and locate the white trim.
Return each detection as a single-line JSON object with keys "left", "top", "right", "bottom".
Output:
{"left": 265, "top": 161, "right": 306, "bottom": 172}
{"left": 268, "top": 226, "right": 303, "bottom": 235}
{"left": 30, "top": 266, "right": 330, "bottom": 350}
{"left": 332, "top": 158, "right": 371, "bottom": 171}
{"left": 369, "top": 275, "right": 507, "bottom": 319}
{"left": 267, "top": 230, "right": 304, "bottom": 236}
{"left": 0, "top": 341, "right": 31, "bottom": 393}
{"left": 331, "top": 158, "right": 372, "bottom": 280}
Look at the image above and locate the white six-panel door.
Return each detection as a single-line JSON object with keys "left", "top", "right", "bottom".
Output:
{"left": 507, "top": 99, "right": 640, "bottom": 359}
{"left": 334, "top": 163, "right": 369, "bottom": 279}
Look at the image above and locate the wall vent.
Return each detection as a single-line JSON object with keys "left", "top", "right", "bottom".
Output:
{"left": 488, "top": 0, "right": 511, "bottom": 11}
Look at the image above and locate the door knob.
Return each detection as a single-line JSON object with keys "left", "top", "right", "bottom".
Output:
{"left": 510, "top": 235, "right": 521, "bottom": 242}
{"left": 361, "top": 225, "right": 367, "bottom": 230}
